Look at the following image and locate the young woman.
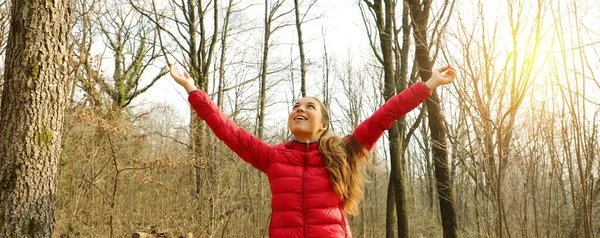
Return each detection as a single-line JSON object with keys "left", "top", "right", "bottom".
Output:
{"left": 170, "top": 64, "right": 456, "bottom": 237}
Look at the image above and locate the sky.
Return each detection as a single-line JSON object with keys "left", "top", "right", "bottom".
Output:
{"left": 129, "top": 0, "right": 371, "bottom": 128}
{"left": 115, "top": 0, "right": 600, "bottom": 139}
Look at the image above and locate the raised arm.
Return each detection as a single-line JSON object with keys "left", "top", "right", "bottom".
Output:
{"left": 352, "top": 65, "right": 457, "bottom": 150}
{"left": 170, "top": 64, "right": 272, "bottom": 172}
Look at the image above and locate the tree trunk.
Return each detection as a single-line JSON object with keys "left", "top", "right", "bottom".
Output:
{"left": 385, "top": 176, "right": 396, "bottom": 238}
{"left": 361, "top": 0, "right": 409, "bottom": 236}
{"left": 406, "top": 0, "right": 459, "bottom": 237}
{"left": 0, "top": 0, "right": 71, "bottom": 236}
{"left": 217, "top": 0, "right": 233, "bottom": 108}
{"left": 257, "top": 0, "right": 271, "bottom": 140}
{"left": 388, "top": 124, "right": 409, "bottom": 237}
{"left": 187, "top": 0, "right": 219, "bottom": 232}
{"left": 293, "top": 0, "right": 307, "bottom": 97}
{"left": 372, "top": 0, "right": 411, "bottom": 235}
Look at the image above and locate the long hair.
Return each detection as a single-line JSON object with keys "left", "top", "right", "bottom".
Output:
{"left": 311, "top": 97, "right": 373, "bottom": 215}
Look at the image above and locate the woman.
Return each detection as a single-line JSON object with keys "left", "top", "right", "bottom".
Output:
{"left": 170, "top": 64, "right": 456, "bottom": 237}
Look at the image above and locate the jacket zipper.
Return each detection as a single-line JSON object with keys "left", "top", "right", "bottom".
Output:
{"left": 303, "top": 143, "right": 309, "bottom": 238}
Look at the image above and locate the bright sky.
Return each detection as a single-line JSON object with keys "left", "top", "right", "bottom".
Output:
{"left": 130, "top": 0, "right": 371, "bottom": 130}
{"left": 122, "top": 0, "right": 600, "bottom": 138}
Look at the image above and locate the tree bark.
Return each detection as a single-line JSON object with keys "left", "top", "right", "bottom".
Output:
{"left": 406, "top": 0, "right": 459, "bottom": 237}
{"left": 0, "top": 0, "right": 71, "bottom": 236}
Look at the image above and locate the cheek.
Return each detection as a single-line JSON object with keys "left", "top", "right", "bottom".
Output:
{"left": 311, "top": 113, "right": 323, "bottom": 126}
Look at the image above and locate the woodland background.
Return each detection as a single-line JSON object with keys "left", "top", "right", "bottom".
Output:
{"left": 0, "top": 0, "right": 598, "bottom": 237}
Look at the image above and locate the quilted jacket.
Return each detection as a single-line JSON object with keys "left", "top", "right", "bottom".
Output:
{"left": 188, "top": 82, "right": 432, "bottom": 237}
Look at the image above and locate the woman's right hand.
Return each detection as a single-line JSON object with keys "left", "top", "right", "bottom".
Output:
{"left": 169, "top": 64, "right": 198, "bottom": 93}
{"left": 425, "top": 64, "right": 457, "bottom": 91}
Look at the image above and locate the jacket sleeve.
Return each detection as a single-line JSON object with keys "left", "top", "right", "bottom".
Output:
{"left": 352, "top": 82, "right": 432, "bottom": 151}
{"left": 188, "top": 90, "right": 271, "bottom": 172}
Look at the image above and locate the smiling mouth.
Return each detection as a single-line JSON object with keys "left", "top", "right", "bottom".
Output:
{"left": 294, "top": 116, "right": 307, "bottom": 121}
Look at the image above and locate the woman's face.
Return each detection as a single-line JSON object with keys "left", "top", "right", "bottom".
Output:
{"left": 288, "top": 97, "right": 328, "bottom": 142}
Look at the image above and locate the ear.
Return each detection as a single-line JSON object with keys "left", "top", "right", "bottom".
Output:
{"left": 320, "top": 123, "right": 328, "bottom": 132}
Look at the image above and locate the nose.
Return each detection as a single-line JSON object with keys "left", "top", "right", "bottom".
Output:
{"left": 295, "top": 106, "right": 305, "bottom": 112}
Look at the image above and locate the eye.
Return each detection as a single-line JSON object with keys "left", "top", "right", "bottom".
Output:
{"left": 308, "top": 105, "right": 315, "bottom": 109}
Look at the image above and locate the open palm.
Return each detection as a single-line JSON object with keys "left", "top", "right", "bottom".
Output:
{"left": 169, "top": 64, "right": 197, "bottom": 93}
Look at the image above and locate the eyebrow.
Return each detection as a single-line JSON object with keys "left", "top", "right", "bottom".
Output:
{"left": 292, "top": 101, "right": 317, "bottom": 107}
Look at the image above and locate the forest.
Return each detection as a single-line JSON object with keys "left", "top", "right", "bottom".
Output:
{"left": 0, "top": 0, "right": 598, "bottom": 237}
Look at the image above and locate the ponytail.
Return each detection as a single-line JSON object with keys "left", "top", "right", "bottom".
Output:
{"left": 320, "top": 134, "right": 371, "bottom": 215}
{"left": 308, "top": 97, "right": 373, "bottom": 215}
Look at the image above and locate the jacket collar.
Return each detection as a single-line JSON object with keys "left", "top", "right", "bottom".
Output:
{"left": 284, "top": 140, "right": 320, "bottom": 152}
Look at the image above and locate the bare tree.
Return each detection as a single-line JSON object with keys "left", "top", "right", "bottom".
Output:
{"left": 359, "top": 0, "right": 428, "bottom": 236}
{"left": 450, "top": 0, "right": 548, "bottom": 236}
{"left": 405, "top": 0, "right": 458, "bottom": 237}
{"left": 97, "top": 0, "right": 168, "bottom": 110}
{"left": 293, "top": 0, "right": 306, "bottom": 97}
{"left": 320, "top": 27, "right": 332, "bottom": 108}
{"left": 337, "top": 57, "right": 390, "bottom": 237}
{"left": 129, "top": 0, "right": 252, "bottom": 235}
{"left": 68, "top": 0, "right": 103, "bottom": 108}
{"left": 551, "top": 2, "right": 598, "bottom": 237}
{"left": 257, "top": 0, "right": 286, "bottom": 140}
{"left": 293, "top": 0, "right": 317, "bottom": 97}
{"left": 359, "top": 1, "right": 408, "bottom": 236}
{"left": 215, "top": 0, "right": 235, "bottom": 108}
{"left": 0, "top": 0, "right": 72, "bottom": 236}
{"left": 256, "top": 0, "right": 306, "bottom": 142}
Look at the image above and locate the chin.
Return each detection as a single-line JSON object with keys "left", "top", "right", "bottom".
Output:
{"left": 289, "top": 128, "right": 303, "bottom": 135}
{"left": 289, "top": 127, "right": 308, "bottom": 137}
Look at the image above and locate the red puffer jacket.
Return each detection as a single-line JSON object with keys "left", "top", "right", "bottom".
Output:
{"left": 189, "top": 82, "right": 432, "bottom": 237}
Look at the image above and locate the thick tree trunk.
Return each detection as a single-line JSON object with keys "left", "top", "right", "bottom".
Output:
{"left": 427, "top": 95, "right": 459, "bottom": 238}
{"left": 0, "top": 0, "right": 71, "bottom": 236}
{"left": 406, "top": 0, "right": 459, "bottom": 237}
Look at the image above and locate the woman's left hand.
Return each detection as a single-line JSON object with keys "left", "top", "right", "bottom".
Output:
{"left": 169, "top": 64, "right": 197, "bottom": 93}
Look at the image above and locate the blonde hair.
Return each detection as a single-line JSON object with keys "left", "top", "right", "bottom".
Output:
{"left": 311, "top": 97, "right": 372, "bottom": 215}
